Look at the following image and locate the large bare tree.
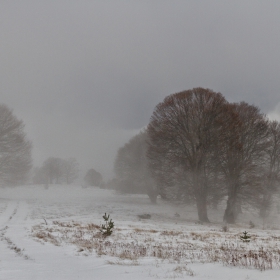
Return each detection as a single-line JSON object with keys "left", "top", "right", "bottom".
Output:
{"left": 147, "top": 88, "right": 227, "bottom": 222}
{"left": 259, "top": 120, "right": 280, "bottom": 218}
{"left": 219, "top": 102, "right": 269, "bottom": 223}
{"left": 0, "top": 104, "right": 32, "bottom": 186}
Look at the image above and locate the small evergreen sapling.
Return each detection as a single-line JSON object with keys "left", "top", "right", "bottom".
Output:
{"left": 240, "top": 231, "right": 251, "bottom": 243}
{"left": 100, "top": 213, "right": 114, "bottom": 237}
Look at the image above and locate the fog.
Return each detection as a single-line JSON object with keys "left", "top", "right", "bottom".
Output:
{"left": 1, "top": 1, "right": 280, "bottom": 179}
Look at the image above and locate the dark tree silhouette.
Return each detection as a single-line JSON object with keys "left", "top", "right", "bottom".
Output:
{"left": 34, "top": 157, "right": 79, "bottom": 185}
{"left": 219, "top": 102, "right": 269, "bottom": 223}
{"left": 259, "top": 120, "right": 280, "bottom": 219}
{"left": 63, "top": 158, "right": 79, "bottom": 184}
{"left": 0, "top": 104, "right": 32, "bottom": 186}
{"left": 42, "top": 157, "right": 64, "bottom": 184}
{"left": 84, "top": 168, "right": 103, "bottom": 187}
{"left": 147, "top": 88, "right": 227, "bottom": 222}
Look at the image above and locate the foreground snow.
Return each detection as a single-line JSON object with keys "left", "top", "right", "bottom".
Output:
{"left": 0, "top": 185, "right": 279, "bottom": 279}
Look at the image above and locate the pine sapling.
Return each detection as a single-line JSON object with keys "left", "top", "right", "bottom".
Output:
{"left": 240, "top": 231, "right": 251, "bottom": 243}
{"left": 100, "top": 213, "right": 114, "bottom": 237}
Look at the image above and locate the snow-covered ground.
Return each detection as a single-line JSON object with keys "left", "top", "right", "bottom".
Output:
{"left": 0, "top": 185, "right": 280, "bottom": 279}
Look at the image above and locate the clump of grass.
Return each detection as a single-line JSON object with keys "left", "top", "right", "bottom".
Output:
{"left": 173, "top": 264, "right": 195, "bottom": 276}
{"left": 134, "top": 228, "right": 158, "bottom": 233}
{"left": 161, "top": 230, "right": 182, "bottom": 236}
{"left": 221, "top": 245, "right": 275, "bottom": 271}
{"left": 33, "top": 231, "right": 61, "bottom": 246}
{"left": 222, "top": 224, "right": 228, "bottom": 232}
{"left": 106, "top": 259, "right": 139, "bottom": 266}
{"left": 138, "top": 214, "right": 151, "bottom": 219}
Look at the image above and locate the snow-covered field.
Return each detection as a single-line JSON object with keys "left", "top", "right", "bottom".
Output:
{"left": 0, "top": 185, "right": 280, "bottom": 279}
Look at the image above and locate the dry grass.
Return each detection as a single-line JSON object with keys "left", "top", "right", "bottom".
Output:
{"left": 220, "top": 245, "right": 276, "bottom": 271}
{"left": 33, "top": 231, "right": 61, "bottom": 246}
{"left": 134, "top": 228, "right": 158, "bottom": 233}
{"left": 173, "top": 264, "right": 195, "bottom": 277}
{"left": 161, "top": 230, "right": 182, "bottom": 236}
{"left": 106, "top": 259, "right": 139, "bottom": 266}
{"left": 31, "top": 220, "right": 280, "bottom": 271}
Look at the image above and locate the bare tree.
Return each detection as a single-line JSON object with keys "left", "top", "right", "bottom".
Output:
{"left": 114, "top": 130, "right": 158, "bottom": 203}
{"left": 147, "top": 88, "right": 227, "bottom": 222}
{"left": 63, "top": 158, "right": 79, "bottom": 184}
{"left": 219, "top": 102, "right": 269, "bottom": 223}
{"left": 0, "top": 104, "right": 32, "bottom": 186}
{"left": 35, "top": 157, "right": 79, "bottom": 185}
{"left": 41, "top": 157, "right": 64, "bottom": 184}
{"left": 259, "top": 120, "right": 280, "bottom": 218}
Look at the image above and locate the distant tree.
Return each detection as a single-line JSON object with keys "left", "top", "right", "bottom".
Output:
{"left": 32, "top": 166, "right": 48, "bottom": 184}
{"left": 62, "top": 158, "right": 79, "bottom": 184}
{"left": 114, "top": 130, "right": 158, "bottom": 203}
{"left": 34, "top": 157, "right": 79, "bottom": 185}
{"left": 84, "top": 168, "right": 103, "bottom": 187}
{"left": 0, "top": 104, "right": 32, "bottom": 186}
{"left": 147, "top": 88, "right": 228, "bottom": 221}
{"left": 41, "top": 157, "right": 64, "bottom": 184}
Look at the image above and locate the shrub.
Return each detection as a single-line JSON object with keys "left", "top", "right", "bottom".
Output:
{"left": 240, "top": 231, "right": 251, "bottom": 243}
{"left": 100, "top": 213, "right": 114, "bottom": 237}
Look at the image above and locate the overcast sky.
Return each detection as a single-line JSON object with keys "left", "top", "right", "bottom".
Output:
{"left": 1, "top": 1, "right": 280, "bottom": 179}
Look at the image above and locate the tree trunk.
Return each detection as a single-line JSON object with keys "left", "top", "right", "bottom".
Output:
{"left": 259, "top": 194, "right": 271, "bottom": 218}
{"left": 196, "top": 195, "right": 210, "bottom": 223}
{"left": 224, "top": 177, "right": 240, "bottom": 224}
{"left": 193, "top": 172, "right": 210, "bottom": 223}
{"left": 148, "top": 191, "right": 157, "bottom": 204}
{"left": 223, "top": 196, "right": 236, "bottom": 224}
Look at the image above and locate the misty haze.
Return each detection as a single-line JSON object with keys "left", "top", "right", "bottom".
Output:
{"left": 1, "top": 1, "right": 280, "bottom": 279}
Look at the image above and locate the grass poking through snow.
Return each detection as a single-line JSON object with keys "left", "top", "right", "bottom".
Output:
{"left": 31, "top": 220, "right": 280, "bottom": 271}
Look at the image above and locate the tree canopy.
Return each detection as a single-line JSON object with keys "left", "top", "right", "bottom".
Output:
{"left": 147, "top": 88, "right": 275, "bottom": 223}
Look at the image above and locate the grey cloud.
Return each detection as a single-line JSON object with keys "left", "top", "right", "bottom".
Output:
{"left": 1, "top": 1, "right": 280, "bottom": 178}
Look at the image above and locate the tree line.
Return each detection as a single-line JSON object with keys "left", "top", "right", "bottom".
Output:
{"left": 114, "top": 88, "right": 280, "bottom": 224}
{"left": 33, "top": 157, "right": 79, "bottom": 185}
{"left": 0, "top": 103, "right": 103, "bottom": 187}
{"left": 33, "top": 158, "right": 103, "bottom": 187}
